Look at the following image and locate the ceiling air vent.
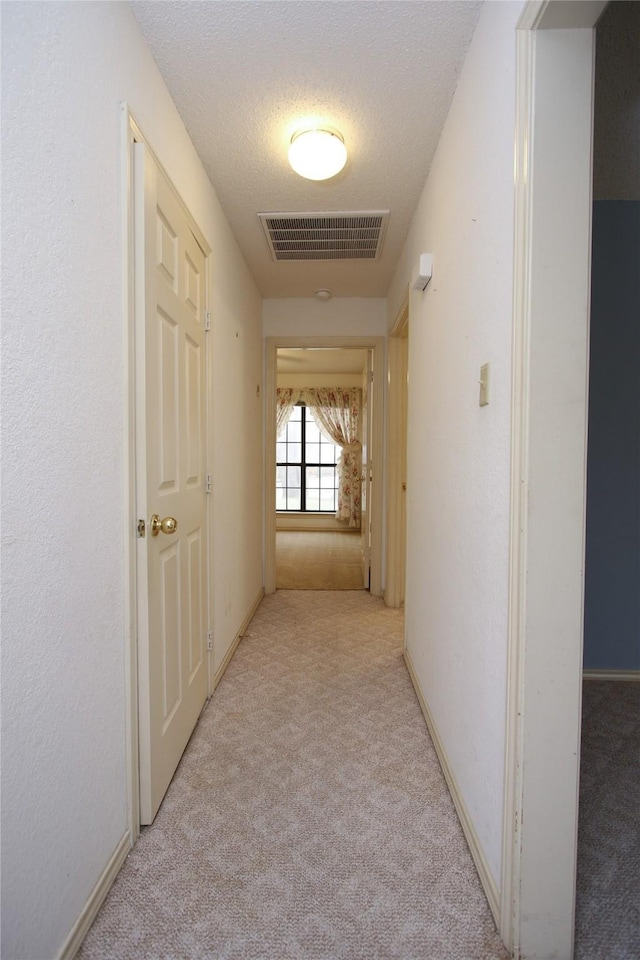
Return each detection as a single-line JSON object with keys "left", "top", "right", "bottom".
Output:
{"left": 258, "top": 211, "right": 389, "bottom": 262}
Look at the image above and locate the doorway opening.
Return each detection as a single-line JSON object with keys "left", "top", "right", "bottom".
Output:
{"left": 274, "top": 347, "right": 370, "bottom": 591}
{"left": 577, "top": 2, "right": 640, "bottom": 955}
{"left": 275, "top": 361, "right": 365, "bottom": 590}
{"left": 265, "top": 337, "right": 384, "bottom": 596}
{"left": 502, "top": 3, "right": 607, "bottom": 957}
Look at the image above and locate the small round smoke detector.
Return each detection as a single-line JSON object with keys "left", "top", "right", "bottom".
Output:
{"left": 315, "top": 289, "right": 332, "bottom": 301}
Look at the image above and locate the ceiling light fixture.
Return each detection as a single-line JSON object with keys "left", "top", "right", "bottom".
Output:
{"left": 314, "top": 289, "right": 332, "bottom": 301}
{"left": 288, "top": 127, "right": 347, "bottom": 181}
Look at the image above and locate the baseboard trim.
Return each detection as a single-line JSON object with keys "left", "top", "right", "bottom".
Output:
{"left": 213, "top": 588, "right": 264, "bottom": 690}
{"left": 56, "top": 831, "right": 130, "bottom": 960}
{"left": 583, "top": 669, "right": 640, "bottom": 682}
{"left": 276, "top": 518, "right": 360, "bottom": 533}
{"left": 404, "top": 649, "right": 500, "bottom": 927}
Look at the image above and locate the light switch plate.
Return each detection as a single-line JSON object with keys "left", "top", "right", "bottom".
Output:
{"left": 479, "top": 362, "right": 490, "bottom": 406}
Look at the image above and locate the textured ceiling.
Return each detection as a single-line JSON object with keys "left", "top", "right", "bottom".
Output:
{"left": 131, "top": 0, "right": 483, "bottom": 298}
{"left": 277, "top": 348, "right": 368, "bottom": 375}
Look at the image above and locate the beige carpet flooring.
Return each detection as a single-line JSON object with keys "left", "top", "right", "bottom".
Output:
{"left": 575, "top": 679, "right": 640, "bottom": 959}
{"left": 276, "top": 531, "right": 364, "bottom": 590}
{"left": 78, "top": 591, "right": 507, "bottom": 960}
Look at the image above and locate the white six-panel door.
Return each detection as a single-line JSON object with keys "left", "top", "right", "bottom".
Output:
{"left": 134, "top": 143, "right": 208, "bottom": 825}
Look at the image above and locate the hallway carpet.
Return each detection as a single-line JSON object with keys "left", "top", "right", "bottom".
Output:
{"left": 276, "top": 530, "right": 364, "bottom": 590}
{"left": 78, "top": 592, "right": 507, "bottom": 960}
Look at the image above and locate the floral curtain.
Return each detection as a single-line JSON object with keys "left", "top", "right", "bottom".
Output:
{"left": 301, "top": 387, "right": 362, "bottom": 527}
{"left": 276, "top": 388, "right": 301, "bottom": 437}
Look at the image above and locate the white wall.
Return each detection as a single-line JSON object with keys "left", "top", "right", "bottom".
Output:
{"left": 210, "top": 235, "right": 264, "bottom": 677}
{"left": 387, "top": 0, "right": 524, "bottom": 891}
{"left": 0, "top": 3, "right": 262, "bottom": 958}
{"left": 263, "top": 297, "right": 387, "bottom": 338}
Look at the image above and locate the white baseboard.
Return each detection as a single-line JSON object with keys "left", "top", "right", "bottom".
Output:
{"left": 276, "top": 513, "right": 360, "bottom": 533}
{"left": 404, "top": 649, "right": 500, "bottom": 927}
{"left": 583, "top": 669, "right": 640, "bottom": 682}
{"left": 213, "top": 588, "right": 264, "bottom": 690}
{"left": 57, "top": 831, "right": 130, "bottom": 960}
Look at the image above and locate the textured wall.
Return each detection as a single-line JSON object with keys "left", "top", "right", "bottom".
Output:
{"left": 0, "top": 3, "right": 262, "bottom": 958}
{"left": 263, "top": 297, "right": 387, "bottom": 338}
{"left": 386, "top": 0, "right": 525, "bottom": 888}
{"left": 593, "top": 1, "right": 640, "bottom": 200}
{"left": 584, "top": 202, "right": 640, "bottom": 669}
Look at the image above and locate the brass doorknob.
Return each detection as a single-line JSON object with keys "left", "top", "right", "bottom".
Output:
{"left": 150, "top": 514, "right": 178, "bottom": 537}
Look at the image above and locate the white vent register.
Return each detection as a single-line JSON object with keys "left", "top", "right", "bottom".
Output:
{"left": 258, "top": 211, "right": 389, "bottom": 261}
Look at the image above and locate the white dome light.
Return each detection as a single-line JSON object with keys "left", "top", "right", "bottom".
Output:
{"left": 288, "top": 128, "right": 347, "bottom": 181}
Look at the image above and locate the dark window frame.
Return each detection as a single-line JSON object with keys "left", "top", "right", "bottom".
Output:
{"left": 276, "top": 403, "right": 339, "bottom": 512}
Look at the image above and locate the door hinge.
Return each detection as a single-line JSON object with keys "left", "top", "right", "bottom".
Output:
{"left": 204, "top": 310, "right": 211, "bottom": 331}
{"left": 206, "top": 473, "right": 212, "bottom": 494}
{"left": 137, "top": 519, "right": 146, "bottom": 538}
{"left": 207, "top": 630, "right": 213, "bottom": 651}
{"left": 368, "top": 370, "right": 374, "bottom": 382}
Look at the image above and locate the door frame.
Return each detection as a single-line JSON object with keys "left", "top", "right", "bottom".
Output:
{"left": 265, "top": 336, "right": 385, "bottom": 596}
{"left": 122, "top": 105, "right": 213, "bottom": 840}
{"left": 385, "top": 291, "right": 409, "bottom": 611}
{"left": 359, "top": 351, "right": 374, "bottom": 589}
{"left": 501, "top": 3, "right": 606, "bottom": 957}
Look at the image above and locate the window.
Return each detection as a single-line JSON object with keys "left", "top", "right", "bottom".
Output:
{"left": 276, "top": 404, "right": 340, "bottom": 511}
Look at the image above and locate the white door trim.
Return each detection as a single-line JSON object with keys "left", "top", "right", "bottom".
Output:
{"left": 502, "top": 3, "right": 606, "bottom": 957}
{"left": 121, "top": 104, "right": 213, "bottom": 837}
{"left": 121, "top": 103, "right": 140, "bottom": 845}
{"left": 385, "top": 292, "right": 409, "bottom": 610}
{"left": 265, "top": 336, "right": 385, "bottom": 596}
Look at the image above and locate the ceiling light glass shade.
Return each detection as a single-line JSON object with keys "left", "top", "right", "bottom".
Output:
{"left": 288, "top": 128, "right": 347, "bottom": 181}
